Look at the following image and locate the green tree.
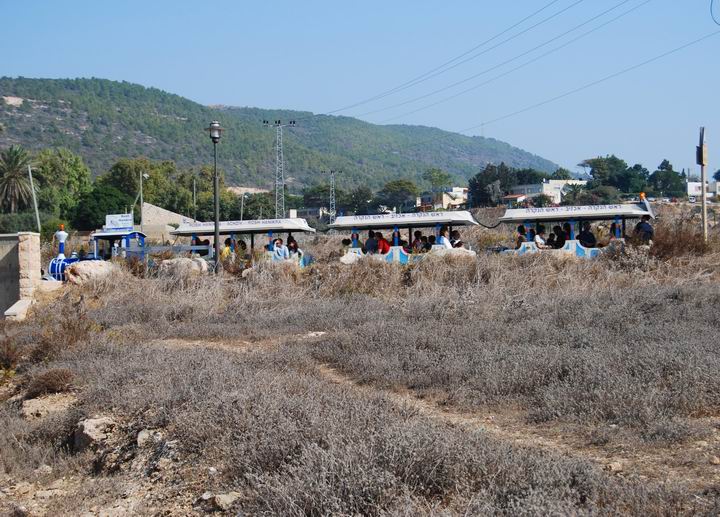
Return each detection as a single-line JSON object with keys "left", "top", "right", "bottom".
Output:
{"left": 562, "top": 185, "right": 620, "bottom": 206}
{"left": 515, "top": 168, "right": 548, "bottom": 185}
{"left": 468, "top": 162, "right": 515, "bottom": 206}
{"left": 343, "top": 186, "right": 374, "bottom": 215}
{"left": 648, "top": 160, "right": 685, "bottom": 198}
{"left": 532, "top": 194, "right": 554, "bottom": 207}
{"left": 713, "top": 169, "right": 720, "bottom": 182}
{"left": 0, "top": 145, "right": 33, "bottom": 213}
{"left": 377, "top": 179, "right": 419, "bottom": 211}
{"left": 422, "top": 168, "right": 452, "bottom": 191}
{"left": 580, "top": 156, "right": 648, "bottom": 194}
{"left": 34, "top": 148, "right": 92, "bottom": 218}
{"left": 551, "top": 168, "right": 573, "bottom": 180}
{"left": 71, "top": 184, "right": 133, "bottom": 230}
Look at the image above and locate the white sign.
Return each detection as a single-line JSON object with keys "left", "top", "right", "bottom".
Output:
{"left": 105, "top": 213, "right": 134, "bottom": 230}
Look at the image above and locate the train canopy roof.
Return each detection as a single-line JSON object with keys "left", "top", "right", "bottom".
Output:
{"left": 91, "top": 230, "right": 147, "bottom": 240}
{"left": 499, "top": 200, "right": 654, "bottom": 224}
{"left": 170, "top": 218, "right": 316, "bottom": 237}
{"left": 330, "top": 211, "right": 479, "bottom": 231}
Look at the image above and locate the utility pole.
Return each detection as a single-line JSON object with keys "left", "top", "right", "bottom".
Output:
{"left": 27, "top": 165, "right": 41, "bottom": 234}
{"left": 240, "top": 193, "right": 246, "bottom": 221}
{"left": 139, "top": 170, "right": 144, "bottom": 234}
{"left": 322, "top": 170, "right": 342, "bottom": 223}
{"left": 192, "top": 176, "right": 197, "bottom": 221}
{"left": 263, "top": 119, "right": 295, "bottom": 218}
{"left": 697, "top": 127, "right": 708, "bottom": 242}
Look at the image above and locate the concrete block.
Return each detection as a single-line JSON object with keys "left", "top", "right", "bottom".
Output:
{"left": 4, "top": 299, "right": 33, "bottom": 321}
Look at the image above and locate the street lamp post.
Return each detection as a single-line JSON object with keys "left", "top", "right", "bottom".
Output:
{"left": 240, "top": 193, "right": 247, "bottom": 221}
{"left": 206, "top": 121, "right": 223, "bottom": 271}
{"left": 139, "top": 171, "right": 149, "bottom": 234}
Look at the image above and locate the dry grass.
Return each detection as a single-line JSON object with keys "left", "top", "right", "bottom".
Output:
{"left": 1, "top": 217, "right": 719, "bottom": 514}
{"left": 24, "top": 368, "right": 74, "bottom": 399}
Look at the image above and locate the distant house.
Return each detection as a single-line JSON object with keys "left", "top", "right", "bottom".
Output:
{"left": 295, "top": 207, "right": 329, "bottom": 219}
{"left": 509, "top": 179, "right": 587, "bottom": 205}
{"left": 416, "top": 187, "right": 468, "bottom": 211}
{"left": 687, "top": 181, "right": 719, "bottom": 199}
{"left": 501, "top": 194, "right": 527, "bottom": 207}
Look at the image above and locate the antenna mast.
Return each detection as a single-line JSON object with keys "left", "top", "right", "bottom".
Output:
{"left": 264, "top": 119, "right": 295, "bottom": 218}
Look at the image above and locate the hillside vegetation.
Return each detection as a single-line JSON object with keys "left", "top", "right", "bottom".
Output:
{"left": 0, "top": 77, "right": 558, "bottom": 190}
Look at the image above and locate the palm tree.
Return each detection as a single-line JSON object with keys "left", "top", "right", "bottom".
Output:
{"left": 0, "top": 145, "right": 33, "bottom": 213}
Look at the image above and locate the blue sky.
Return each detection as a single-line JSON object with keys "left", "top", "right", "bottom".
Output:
{"left": 1, "top": 0, "right": 719, "bottom": 173}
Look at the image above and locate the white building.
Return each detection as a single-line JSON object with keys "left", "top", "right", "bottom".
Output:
{"left": 416, "top": 187, "right": 469, "bottom": 211}
{"left": 687, "top": 181, "right": 719, "bottom": 199}
{"left": 509, "top": 179, "right": 587, "bottom": 205}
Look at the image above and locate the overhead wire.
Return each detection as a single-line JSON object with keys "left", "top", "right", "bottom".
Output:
{"left": 375, "top": 0, "right": 652, "bottom": 123}
{"left": 392, "top": 29, "right": 720, "bottom": 152}
{"left": 354, "top": 0, "right": 640, "bottom": 121}
{"left": 712, "top": 0, "right": 720, "bottom": 25}
{"left": 293, "top": 0, "right": 583, "bottom": 121}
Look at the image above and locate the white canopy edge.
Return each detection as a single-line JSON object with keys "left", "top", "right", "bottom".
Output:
{"left": 170, "top": 218, "right": 316, "bottom": 236}
{"left": 330, "top": 211, "right": 479, "bottom": 230}
{"left": 91, "top": 230, "right": 147, "bottom": 240}
{"left": 499, "top": 201, "right": 654, "bottom": 224}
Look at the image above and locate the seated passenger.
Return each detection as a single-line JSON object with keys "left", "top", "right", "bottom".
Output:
{"left": 272, "top": 238, "right": 290, "bottom": 260}
{"left": 450, "top": 230, "right": 464, "bottom": 248}
{"left": 288, "top": 240, "right": 303, "bottom": 261}
{"left": 341, "top": 238, "right": 352, "bottom": 252}
{"left": 411, "top": 231, "right": 423, "bottom": 252}
{"left": 426, "top": 235, "right": 436, "bottom": 251}
{"left": 552, "top": 225, "right": 566, "bottom": 249}
{"left": 515, "top": 225, "right": 527, "bottom": 249}
{"left": 376, "top": 232, "right": 391, "bottom": 254}
{"left": 578, "top": 222, "right": 597, "bottom": 248}
{"left": 608, "top": 222, "right": 620, "bottom": 241}
{"left": 562, "top": 222, "right": 572, "bottom": 240}
{"left": 534, "top": 226, "right": 551, "bottom": 249}
{"left": 634, "top": 215, "right": 654, "bottom": 242}
{"left": 546, "top": 232, "right": 556, "bottom": 249}
{"left": 220, "top": 238, "right": 233, "bottom": 261}
{"left": 420, "top": 236, "right": 430, "bottom": 252}
{"left": 364, "top": 230, "right": 378, "bottom": 254}
{"left": 437, "top": 227, "right": 453, "bottom": 249}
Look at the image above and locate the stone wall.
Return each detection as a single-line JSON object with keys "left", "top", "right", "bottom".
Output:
{"left": 0, "top": 232, "right": 41, "bottom": 315}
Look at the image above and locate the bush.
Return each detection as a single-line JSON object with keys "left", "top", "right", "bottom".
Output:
{"left": 25, "top": 368, "right": 74, "bottom": 399}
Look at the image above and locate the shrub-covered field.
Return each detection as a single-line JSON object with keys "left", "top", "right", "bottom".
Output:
{"left": 1, "top": 220, "right": 720, "bottom": 515}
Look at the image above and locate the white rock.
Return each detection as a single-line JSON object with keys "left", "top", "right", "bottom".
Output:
{"left": 74, "top": 416, "right": 116, "bottom": 452}
{"left": 608, "top": 461, "right": 624, "bottom": 473}
{"left": 208, "top": 467, "right": 218, "bottom": 476}
{"left": 21, "top": 393, "right": 76, "bottom": 420}
{"left": 213, "top": 492, "right": 241, "bottom": 511}
{"left": 65, "top": 261, "right": 122, "bottom": 285}
{"left": 137, "top": 429, "right": 162, "bottom": 448}
{"left": 157, "top": 258, "right": 208, "bottom": 278}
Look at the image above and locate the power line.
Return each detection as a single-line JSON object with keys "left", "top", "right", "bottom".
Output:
{"left": 394, "top": 29, "right": 720, "bottom": 152}
{"left": 713, "top": 0, "right": 720, "bottom": 25}
{"left": 356, "top": 0, "right": 639, "bottom": 120}
{"left": 375, "top": 0, "right": 651, "bottom": 124}
{"left": 294, "top": 0, "right": 581, "bottom": 121}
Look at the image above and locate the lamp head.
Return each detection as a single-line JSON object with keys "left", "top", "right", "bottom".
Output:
{"left": 206, "top": 121, "right": 223, "bottom": 143}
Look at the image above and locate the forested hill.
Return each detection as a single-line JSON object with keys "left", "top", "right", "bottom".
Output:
{"left": 0, "top": 77, "right": 558, "bottom": 190}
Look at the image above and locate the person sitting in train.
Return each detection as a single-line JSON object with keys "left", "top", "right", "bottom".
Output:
{"left": 546, "top": 232, "right": 556, "bottom": 249}
{"left": 562, "top": 222, "right": 572, "bottom": 240}
{"left": 578, "top": 222, "right": 597, "bottom": 248}
{"left": 375, "top": 232, "right": 391, "bottom": 254}
{"left": 425, "top": 235, "right": 436, "bottom": 251}
{"left": 411, "top": 231, "right": 424, "bottom": 252}
{"left": 450, "top": 230, "right": 464, "bottom": 248}
{"left": 534, "top": 226, "right": 551, "bottom": 249}
{"left": 552, "top": 225, "right": 566, "bottom": 249}
{"left": 634, "top": 215, "right": 654, "bottom": 242}
{"left": 220, "top": 238, "right": 233, "bottom": 261}
{"left": 364, "top": 230, "right": 378, "bottom": 254}
{"left": 272, "top": 238, "right": 290, "bottom": 260}
{"left": 420, "top": 236, "right": 430, "bottom": 252}
{"left": 288, "top": 240, "right": 303, "bottom": 261}
{"left": 515, "top": 225, "right": 527, "bottom": 249}
{"left": 437, "top": 227, "right": 453, "bottom": 249}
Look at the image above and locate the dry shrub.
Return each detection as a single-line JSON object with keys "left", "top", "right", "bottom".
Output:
{"left": 29, "top": 307, "right": 95, "bottom": 363}
{"left": 25, "top": 368, "right": 74, "bottom": 399}
{"left": 649, "top": 217, "right": 710, "bottom": 260}
{"left": 0, "top": 337, "right": 21, "bottom": 370}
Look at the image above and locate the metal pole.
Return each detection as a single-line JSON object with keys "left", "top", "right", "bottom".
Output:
{"left": 27, "top": 165, "right": 41, "bottom": 234}
{"left": 192, "top": 176, "right": 197, "bottom": 221}
{"left": 701, "top": 162, "right": 708, "bottom": 242}
{"left": 213, "top": 141, "right": 220, "bottom": 272}
{"left": 139, "top": 170, "right": 144, "bottom": 234}
{"left": 240, "top": 194, "right": 245, "bottom": 221}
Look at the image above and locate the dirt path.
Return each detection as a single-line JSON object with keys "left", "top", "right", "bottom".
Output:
{"left": 153, "top": 334, "right": 720, "bottom": 497}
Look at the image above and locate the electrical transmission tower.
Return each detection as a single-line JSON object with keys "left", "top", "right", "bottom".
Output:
{"left": 322, "top": 170, "right": 342, "bottom": 223}
{"left": 263, "top": 119, "right": 295, "bottom": 218}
